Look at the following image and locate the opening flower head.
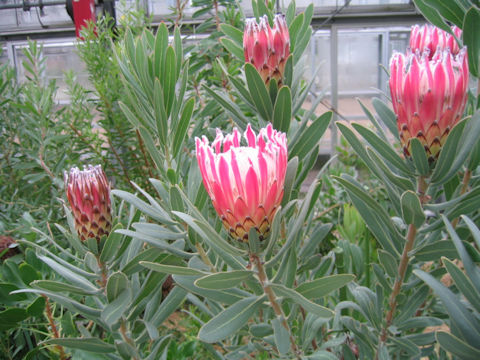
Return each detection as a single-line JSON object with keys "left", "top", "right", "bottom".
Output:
{"left": 196, "top": 124, "right": 288, "bottom": 242}
{"left": 409, "top": 24, "right": 462, "bottom": 60}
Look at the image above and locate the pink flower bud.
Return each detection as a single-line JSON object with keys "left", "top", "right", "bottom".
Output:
{"left": 389, "top": 48, "right": 469, "bottom": 160}
{"left": 409, "top": 24, "right": 462, "bottom": 59}
{"left": 196, "top": 124, "right": 288, "bottom": 242}
{"left": 243, "top": 14, "right": 290, "bottom": 85}
{"left": 65, "top": 165, "right": 112, "bottom": 242}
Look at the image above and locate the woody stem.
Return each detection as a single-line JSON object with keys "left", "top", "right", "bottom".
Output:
{"left": 250, "top": 253, "right": 299, "bottom": 358}
{"left": 376, "top": 176, "right": 428, "bottom": 357}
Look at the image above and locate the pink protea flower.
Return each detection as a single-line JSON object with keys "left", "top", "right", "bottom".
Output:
{"left": 243, "top": 14, "right": 290, "bottom": 85}
{"left": 196, "top": 124, "right": 288, "bottom": 243}
{"left": 65, "top": 165, "right": 112, "bottom": 242}
{"left": 390, "top": 48, "right": 469, "bottom": 160}
{"left": 410, "top": 24, "right": 462, "bottom": 59}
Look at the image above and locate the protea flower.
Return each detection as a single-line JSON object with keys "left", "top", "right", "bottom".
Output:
{"left": 389, "top": 48, "right": 469, "bottom": 160}
{"left": 65, "top": 165, "right": 112, "bottom": 242}
{"left": 196, "top": 124, "right": 287, "bottom": 242}
{"left": 410, "top": 24, "right": 462, "bottom": 59}
{"left": 243, "top": 14, "right": 290, "bottom": 85}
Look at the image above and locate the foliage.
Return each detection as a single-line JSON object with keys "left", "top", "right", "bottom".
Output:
{"left": 2, "top": 0, "right": 480, "bottom": 359}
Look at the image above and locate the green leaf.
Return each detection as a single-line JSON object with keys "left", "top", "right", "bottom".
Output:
{"left": 462, "top": 215, "right": 480, "bottom": 250}
{"left": 377, "top": 250, "right": 398, "bottom": 279}
{"left": 336, "top": 122, "right": 384, "bottom": 180}
{"left": 220, "top": 24, "right": 243, "bottom": 46}
{"left": 436, "top": 331, "right": 480, "bottom": 360}
{"left": 352, "top": 122, "right": 411, "bottom": 176}
{"left": 420, "top": 0, "right": 466, "bottom": 28}
{"left": 245, "top": 63, "right": 273, "bottom": 122}
{"left": 284, "top": 55, "right": 293, "bottom": 88}
{"left": 270, "top": 284, "right": 334, "bottom": 318}
{"left": 365, "top": 148, "right": 415, "bottom": 192}
{"left": 443, "top": 257, "right": 480, "bottom": 314}
{"left": 172, "top": 97, "right": 195, "bottom": 158}
{"left": 100, "top": 223, "right": 124, "bottom": 263}
{"left": 174, "top": 275, "right": 249, "bottom": 305}
{"left": 219, "top": 38, "right": 244, "bottom": 61}
{"left": 414, "top": 269, "right": 480, "bottom": 346}
{"left": 140, "top": 261, "right": 206, "bottom": 276}
{"left": 195, "top": 271, "right": 254, "bottom": 290}
{"left": 272, "top": 317, "right": 290, "bottom": 356}
{"left": 117, "top": 229, "right": 192, "bottom": 259}
{"left": 412, "top": 0, "right": 452, "bottom": 33}
{"left": 443, "top": 215, "right": 480, "bottom": 293}
{"left": 401, "top": 190, "right": 425, "bottom": 228}
{"left": 172, "top": 210, "right": 246, "bottom": 265}
{"left": 430, "top": 118, "right": 467, "bottom": 184}
{"left": 153, "top": 78, "right": 168, "bottom": 147}
{"left": 102, "top": 288, "right": 132, "bottom": 326}
{"left": 19, "top": 263, "right": 39, "bottom": 285}
{"left": 414, "top": 240, "right": 458, "bottom": 261}
{"left": 198, "top": 296, "right": 265, "bottom": 343}
{"left": 32, "top": 280, "right": 98, "bottom": 295}
{"left": 273, "top": 86, "right": 292, "bottom": 133}
{"left": 203, "top": 86, "right": 249, "bottom": 129}
{"left": 112, "top": 189, "right": 174, "bottom": 225}
{"left": 281, "top": 157, "right": 298, "bottom": 206}
{"left": 410, "top": 138, "right": 430, "bottom": 176}
{"left": 173, "top": 26, "right": 183, "bottom": 79}
{"left": 41, "top": 338, "right": 115, "bottom": 353}
{"left": 357, "top": 98, "right": 388, "bottom": 142}
{"left": 334, "top": 175, "right": 402, "bottom": 256}
{"left": 289, "top": 13, "right": 304, "bottom": 50}
{"left": 296, "top": 274, "right": 355, "bottom": 299}
{"left": 121, "top": 248, "right": 169, "bottom": 276}
{"left": 468, "top": 139, "right": 480, "bottom": 171}
{"left": 439, "top": 113, "right": 480, "bottom": 184}
{"left": 26, "top": 296, "right": 46, "bottom": 317}
{"left": 164, "top": 45, "right": 176, "bottom": 117}
{"left": 12, "top": 289, "right": 101, "bottom": 320}
{"left": 464, "top": 7, "right": 480, "bottom": 78}
{"left": 372, "top": 98, "right": 398, "bottom": 140}
{"left": 38, "top": 255, "right": 98, "bottom": 292}
{"left": 0, "top": 308, "right": 28, "bottom": 331}
{"left": 150, "top": 286, "right": 187, "bottom": 326}
{"left": 289, "top": 111, "right": 331, "bottom": 160}
{"left": 154, "top": 24, "right": 168, "bottom": 80}
{"left": 106, "top": 272, "right": 128, "bottom": 303}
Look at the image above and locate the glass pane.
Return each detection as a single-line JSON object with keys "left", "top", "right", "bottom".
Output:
{"left": 14, "top": 41, "right": 90, "bottom": 102}
{"left": 43, "top": 44, "right": 89, "bottom": 102}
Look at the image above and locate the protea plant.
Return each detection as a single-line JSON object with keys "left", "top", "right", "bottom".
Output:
{"left": 196, "top": 124, "right": 287, "bottom": 242}
{"left": 409, "top": 24, "right": 462, "bottom": 59}
{"left": 64, "top": 165, "right": 112, "bottom": 242}
{"left": 243, "top": 14, "right": 290, "bottom": 85}
{"left": 389, "top": 48, "right": 469, "bottom": 161}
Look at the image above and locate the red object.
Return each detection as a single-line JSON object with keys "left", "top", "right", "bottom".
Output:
{"left": 73, "top": 0, "right": 96, "bottom": 38}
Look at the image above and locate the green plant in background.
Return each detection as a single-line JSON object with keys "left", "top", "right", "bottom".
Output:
{"left": 76, "top": 12, "right": 155, "bottom": 192}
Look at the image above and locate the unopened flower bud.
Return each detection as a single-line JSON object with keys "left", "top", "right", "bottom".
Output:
{"left": 243, "top": 14, "right": 290, "bottom": 85}
{"left": 65, "top": 165, "right": 112, "bottom": 242}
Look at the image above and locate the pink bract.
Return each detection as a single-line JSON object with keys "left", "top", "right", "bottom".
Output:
{"left": 243, "top": 14, "right": 290, "bottom": 85}
{"left": 196, "top": 124, "right": 288, "bottom": 242}
{"left": 65, "top": 165, "right": 112, "bottom": 242}
{"left": 410, "top": 24, "right": 462, "bottom": 59}
{"left": 389, "top": 48, "right": 469, "bottom": 160}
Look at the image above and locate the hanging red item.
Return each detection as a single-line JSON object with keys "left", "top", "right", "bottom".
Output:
{"left": 72, "top": 0, "right": 96, "bottom": 38}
